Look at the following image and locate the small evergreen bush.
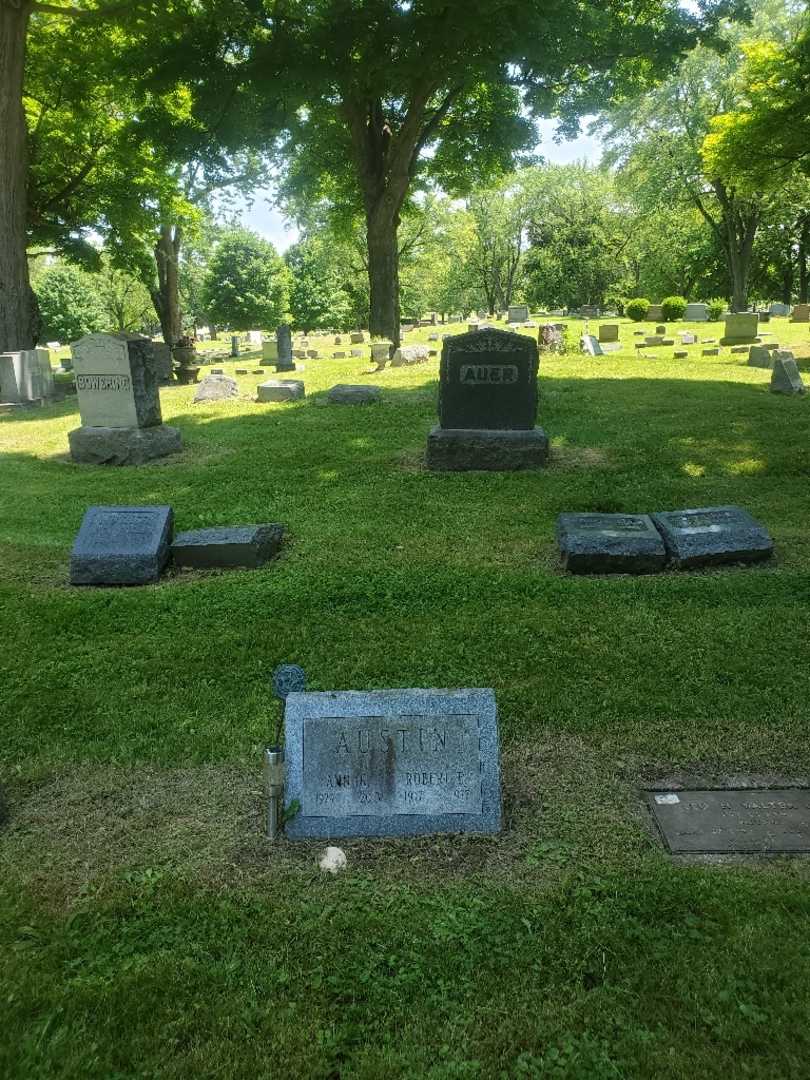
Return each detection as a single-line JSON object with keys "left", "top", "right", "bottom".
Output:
{"left": 625, "top": 298, "right": 650, "bottom": 321}
{"left": 661, "top": 295, "right": 687, "bottom": 321}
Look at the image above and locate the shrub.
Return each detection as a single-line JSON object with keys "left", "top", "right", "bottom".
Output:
{"left": 625, "top": 298, "right": 650, "bottom": 322}
{"left": 707, "top": 298, "right": 726, "bottom": 321}
{"left": 661, "top": 295, "right": 687, "bottom": 321}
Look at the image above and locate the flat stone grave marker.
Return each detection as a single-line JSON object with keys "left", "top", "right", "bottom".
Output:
{"left": 257, "top": 379, "right": 305, "bottom": 402}
{"left": 426, "top": 327, "right": 547, "bottom": 470}
{"left": 70, "top": 505, "right": 173, "bottom": 586}
{"left": 679, "top": 332, "right": 697, "bottom": 345}
{"left": 651, "top": 506, "right": 773, "bottom": 568}
{"left": 647, "top": 789, "right": 810, "bottom": 853}
{"left": 193, "top": 374, "right": 238, "bottom": 403}
{"left": 172, "top": 524, "right": 283, "bottom": 569}
{"left": 283, "top": 688, "right": 502, "bottom": 839}
{"left": 556, "top": 513, "right": 666, "bottom": 574}
{"left": 327, "top": 384, "right": 381, "bottom": 405}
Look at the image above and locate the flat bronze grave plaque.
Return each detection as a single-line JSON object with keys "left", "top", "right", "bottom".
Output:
{"left": 647, "top": 789, "right": 810, "bottom": 854}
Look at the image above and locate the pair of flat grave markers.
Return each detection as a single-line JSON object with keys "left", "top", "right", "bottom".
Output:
{"left": 557, "top": 506, "right": 773, "bottom": 574}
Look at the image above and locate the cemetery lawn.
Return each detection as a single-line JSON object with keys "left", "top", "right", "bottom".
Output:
{"left": 2, "top": 320, "right": 810, "bottom": 1079}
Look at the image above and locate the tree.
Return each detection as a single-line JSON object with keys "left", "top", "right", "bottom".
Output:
{"left": 202, "top": 227, "right": 288, "bottom": 331}
{"left": 32, "top": 261, "right": 106, "bottom": 342}
{"left": 96, "top": 260, "right": 154, "bottom": 333}
{"left": 235, "top": 0, "right": 725, "bottom": 346}
{"left": 466, "top": 180, "right": 532, "bottom": 314}
{"left": 286, "top": 231, "right": 364, "bottom": 332}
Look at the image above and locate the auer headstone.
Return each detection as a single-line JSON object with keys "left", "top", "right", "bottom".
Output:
{"left": 556, "top": 513, "right": 666, "bottom": 574}
{"left": 172, "top": 524, "right": 283, "bottom": 569}
{"left": 426, "top": 327, "right": 548, "bottom": 471}
{"left": 68, "top": 333, "right": 182, "bottom": 465}
{"left": 651, "top": 506, "right": 773, "bottom": 568}
{"left": 283, "top": 688, "right": 502, "bottom": 839}
{"left": 70, "top": 505, "right": 173, "bottom": 585}
{"left": 648, "top": 789, "right": 810, "bottom": 853}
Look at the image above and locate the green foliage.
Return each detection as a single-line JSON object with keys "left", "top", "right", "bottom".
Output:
{"left": 661, "top": 295, "right": 688, "bottom": 321}
{"left": 32, "top": 263, "right": 106, "bottom": 343}
{"left": 202, "top": 228, "right": 289, "bottom": 331}
{"left": 625, "top": 298, "right": 651, "bottom": 321}
{"left": 285, "top": 232, "right": 364, "bottom": 332}
{"left": 708, "top": 298, "right": 726, "bottom": 321}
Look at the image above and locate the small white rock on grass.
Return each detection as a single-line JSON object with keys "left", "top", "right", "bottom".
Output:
{"left": 319, "top": 846, "right": 347, "bottom": 874}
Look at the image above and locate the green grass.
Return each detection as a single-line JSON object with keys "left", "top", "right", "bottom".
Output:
{"left": 2, "top": 317, "right": 810, "bottom": 1078}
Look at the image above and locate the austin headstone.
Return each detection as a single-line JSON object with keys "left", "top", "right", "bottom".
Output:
{"left": 556, "top": 513, "right": 666, "bottom": 574}
{"left": 651, "top": 506, "right": 773, "bottom": 568}
{"left": 68, "top": 333, "right": 182, "bottom": 465}
{"left": 283, "top": 688, "right": 502, "bottom": 839}
{"left": 69, "top": 505, "right": 173, "bottom": 585}
{"left": 426, "top": 328, "right": 548, "bottom": 471}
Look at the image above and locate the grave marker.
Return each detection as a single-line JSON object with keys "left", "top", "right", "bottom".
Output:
{"left": 684, "top": 303, "right": 708, "bottom": 321}
{"left": 70, "top": 505, "right": 173, "bottom": 585}
{"left": 770, "top": 351, "right": 805, "bottom": 395}
{"left": 556, "top": 513, "right": 666, "bottom": 574}
{"left": 648, "top": 789, "right": 810, "bottom": 854}
{"left": 283, "top": 688, "right": 502, "bottom": 839}
{"left": 507, "top": 304, "right": 529, "bottom": 323}
{"left": 720, "top": 313, "right": 759, "bottom": 345}
{"left": 651, "top": 506, "right": 773, "bottom": 568}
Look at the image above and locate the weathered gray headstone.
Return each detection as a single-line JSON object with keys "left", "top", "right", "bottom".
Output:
{"left": 276, "top": 325, "right": 295, "bottom": 372}
{"left": 684, "top": 303, "right": 709, "bottom": 321}
{"left": 648, "top": 789, "right": 810, "bottom": 853}
{"left": 651, "top": 506, "right": 773, "bottom": 568}
{"left": 257, "top": 379, "right": 305, "bottom": 402}
{"left": 702, "top": 347, "right": 719, "bottom": 356}
{"left": 391, "top": 344, "right": 429, "bottom": 366}
{"left": 172, "top": 524, "right": 283, "bottom": 569}
{"left": 283, "top": 688, "right": 502, "bottom": 839}
{"left": 68, "top": 333, "right": 182, "bottom": 465}
{"left": 581, "top": 335, "right": 604, "bottom": 357}
{"left": 70, "top": 505, "right": 173, "bottom": 585}
{"left": 327, "top": 384, "right": 381, "bottom": 405}
{"left": 646, "top": 304, "right": 664, "bottom": 321}
{"left": 350, "top": 332, "right": 365, "bottom": 344}
{"left": 426, "top": 328, "right": 548, "bottom": 471}
{"left": 790, "top": 303, "right": 809, "bottom": 323}
{"left": 231, "top": 335, "right": 240, "bottom": 357}
{"left": 193, "top": 374, "right": 239, "bottom": 403}
{"left": 770, "top": 351, "right": 805, "bottom": 394}
{"left": 151, "top": 342, "right": 173, "bottom": 383}
{"left": 645, "top": 335, "right": 664, "bottom": 346}
{"left": 262, "top": 338, "right": 279, "bottom": 364}
{"left": 0, "top": 348, "right": 54, "bottom": 404}
{"left": 769, "top": 302, "right": 790, "bottom": 317}
{"left": 556, "top": 513, "right": 666, "bottom": 574}
{"left": 507, "top": 304, "right": 529, "bottom": 323}
{"left": 720, "top": 313, "right": 759, "bottom": 345}
{"left": 370, "top": 341, "right": 392, "bottom": 371}
{"left": 747, "top": 345, "right": 773, "bottom": 369}
{"left": 598, "top": 324, "right": 619, "bottom": 343}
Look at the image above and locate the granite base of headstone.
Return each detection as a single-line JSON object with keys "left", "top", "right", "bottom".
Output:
{"left": 283, "top": 688, "right": 502, "bottom": 839}
{"left": 70, "top": 505, "right": 173, "bottom": 586}
{"left": 68, "top": 424, "right": 183, "bottom": 466}
{"left": 172, "top": 524, "right": 284, "bottom": 569}
{"left": 327, "top": 384, "right": 381, "bottom": 405}
{"left": 651, "top": 506, "right": 773, "bottom": 568}
{"left": 556, "top": 513, "right": 666, "bottom": 574}
{"left": 193, "top": 374, "right": 239, "bottom": 403}
{"left": 426, "top": 327, "right": 548, "bottom": 472}
{"left": 257, "top": 379, "right": 305, "bottom": 402}
{"left": 770, "top": 351, "right": 805, "bottom": 395}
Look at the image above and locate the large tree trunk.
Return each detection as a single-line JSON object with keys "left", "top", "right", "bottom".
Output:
{"left": 151, "top": 223, "right": 183, "bottom": 345}
{"left": 0, "top": 3, "right": 37, "bottom": 353}
{"left": 799, "top": 217, "right": 809, "bottom": 304}
{"left": 367, "top": 207, "right": 400, "bottom": 346}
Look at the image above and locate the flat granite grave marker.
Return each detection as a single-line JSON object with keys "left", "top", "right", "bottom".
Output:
{"left": 651, "top": 506, "right": 773, "bottom": 568}
{"left": 172, "top": 524, "right": 283, "bottom": 569}
{"left": 283, "top": 688, "right": 502, "bottom": 839}
{"left": 556, "top": 513, "right": 666, "bottom": 574}
{"left": 647, "top": 789, "right": 810, "bottom": 853}
{"left": 70, "top": 505, "right": 173, "bottom": 586}
{"left": 426, "top": 327, "right": 548, "bottom": 471}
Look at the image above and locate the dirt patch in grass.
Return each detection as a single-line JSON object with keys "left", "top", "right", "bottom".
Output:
{"left": 548, "top": 444, "right": 612, "bottom": 471}
{"left": 3, "top": 740, "right": 809, "bottom": 911}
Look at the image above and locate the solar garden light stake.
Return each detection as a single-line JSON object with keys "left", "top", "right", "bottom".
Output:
{"left": 265, "top": 664, "right": 306, "bottom": 840}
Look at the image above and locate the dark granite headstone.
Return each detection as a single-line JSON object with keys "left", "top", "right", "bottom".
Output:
{"left": 647, "top": 789, "right": 810, "bottom": 853}
{"left": 283, "top": 688, "right": 501, "bottom": 839}
{"left": 276, "top": 325, "right": 295, "bottom": 372}
{"left": 556, "top": 513, "right": 666, "bottom": 574}
{"left": 651, "top": 506, "right": 773, "bottom": 568}
{"left": 172, "top": 524, "right": 283, "bottom": 569}
{"left": 70, "top": 505, "right": 173, "bottom": 585}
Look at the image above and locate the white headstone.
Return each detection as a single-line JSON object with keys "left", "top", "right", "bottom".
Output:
{"left": 0, "top": 349, "right": 54, "bottom": 403}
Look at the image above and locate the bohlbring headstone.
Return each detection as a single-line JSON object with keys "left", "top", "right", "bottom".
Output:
{"left": 426, "top": 327, "right": 548, "bottom": 471}
{"left": 556, "top": 513, "right": 666, "bottom": 574}
{"left": 70, "top": 505, "right": 173, "bottom": 585}
{"left": 68, "top": 333, "right": 182, "bottom": 465}
{"left": 651, "top": 506, "right": 773, "bottom": 568}
{"left": 283, "top": 688, "right": 502, "bottom": 838}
